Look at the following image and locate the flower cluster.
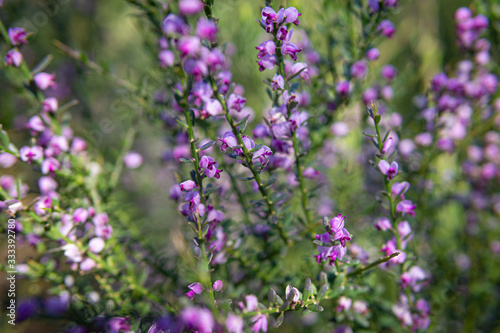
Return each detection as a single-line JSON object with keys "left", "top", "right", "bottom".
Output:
{"left": 314, "top": 214, "right": 351, "bottom": 265}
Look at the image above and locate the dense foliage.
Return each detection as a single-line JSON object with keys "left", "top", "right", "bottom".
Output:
{"left": 1, "top": 0, "right": 499, "bottom": 332}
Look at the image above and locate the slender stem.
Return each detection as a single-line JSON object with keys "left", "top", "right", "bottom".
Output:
{"left": 292, "top": 132, "right": 313, "bottom": 229}
{"left": 184, "top": 105, "right": 217, "bottom": 311}
{"left": 209, "top": 78, "right": 291, "bottom": 245}
{"left": 347, "top": 252, "right": 400, "bottom": 277}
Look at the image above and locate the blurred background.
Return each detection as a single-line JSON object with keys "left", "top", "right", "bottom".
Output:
{"left": 1, "top": 0, "right": 499, "bottom": 332}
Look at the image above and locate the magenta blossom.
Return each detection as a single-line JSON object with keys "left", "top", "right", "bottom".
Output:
{"left": 185, "top": 282, "right": 204, "bottom": 299}
{"left": 199, "top": 156, "right": 223, "bottom": 179}
{"left": 379, "top": 160, "right": 399, "bottom": 180}
{"left": 396, "top": 200, "right": 416, "bottom": 217}
{"left": 19, "top": 146, "right": 43, "bottom": 163}
{"left": 271, "top": 74, "right": 285, "bottom": 91}
{"left": 34, "top": 72, "right": 56, "bottom": 90}
{"left": 377, "top": 20, "right": 396, "bottom": 38}
{"left": 5, "top": 49, "right": 22, "bottom": 67}
{"left": 180, "top": 180, "right": 197, "bottom": 191}
{"left": 8, "top": 27, "right": 27, "bottom": 46}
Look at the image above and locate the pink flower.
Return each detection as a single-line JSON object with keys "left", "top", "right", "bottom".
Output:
{"left": 185, "top": 282, "right": 204, "bottom": 299}
{"left": 378, "top": 160, "right": 399, "bottom": 180}
{"left": 158, "top": 50, "right": 175, "bottom": 68}
{"left": 89, "top": 237, "right": 105, "bottom": 253}
{"left": 180, "top": 180, "right": 197, "bottom": 191}
{"left": 5, "top": 49, "right": 22, "bottom": 67}
{"left": 213, "top": 280, "right": 223, "bottom": 292}
{"left": 251, "top": 314, "right": 268, "bottom": 333}
{"left": 8, "top": 27, "right": 27, "bottom": 46}
{"left": 196, "top": 18, "right": 218, "bottom": 43}
{"left": 124, "top": 151, "right": 143, "bottom": 169}
{"left": 33, "top": 72, "right": 56, "bottom": 90}
{"left": 178, "top": 0, "right": 204, "bottom": 16}
{"left": 374, "top": 217, "right": 392, "bottom": 231}
{"left": 19, "top": 145, "right": 43, "bottom": 163}
{"left": 396, "top": 200, "right": 416, "bottom": 217}
{"left": 42, "top": 97, "right": 58, "bottom": 113}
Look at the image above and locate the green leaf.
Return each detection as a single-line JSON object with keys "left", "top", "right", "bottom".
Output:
{"left": 303, "top": 278, "right": 313, "bottom": 301}
{"left": 249, "top": 143, "right": 264, "bottom": 153}
{"left": 318, "top": 284, "right": 329, "bottom": 300}
{"left": 179, "top": 157, "right": 194, "bottom": 163}
{"left": 199, "top": 140, "right": 216, "bottom": 151}
{"left": 268, "top": 288, "right": 277, "bottom": 306}
{"left": 279, "top": 300, "right": 291, "bottom": 312}
{"left": 174, "top": 116, "right": 188, "bottom": 129}
{"left": 238, "top": 176, "right": 254, "bottom": 181}
{"left": 0, "top": 128, "right": 10, "bottom": 148}
{"left": 265, "top": 174, "right": 278, "bottom": 187}
{"left": 306, "top": 304, "right": 324, "bottom": 312}
{"left": 276, "top": 312, "right": 284, "bottom": 327}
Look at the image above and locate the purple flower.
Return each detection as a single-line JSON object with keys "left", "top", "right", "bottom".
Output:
{"left": 256, "top": 40, "right": 276, "bottom": 59}
{"left": 336, "top": 296, "right": 352, "bottom": 312}
{"left": 363, "top": 87, "right": 378, "bottom": 105}
{"left": 385, "top": 0, "right": 398, "bottom": 8}
{"left": 162, "top": 14, "right": 189, "bottom": 36}
{"left": 377, "top": 20, "right": 396, "bottom": 38}
{"left": 180, "top": 180, "right": 197, "bottom": 191}
{"left": 227, "top": 94, "right": 246, "bottom": 112}
{"left": 455, "top": 7, "right": 472, "bottom": 21}
{"left": 177, "top": 36, "right": 201, "bottom": 58}
{"left": 284, "top": 7, "right": 301, "bottom": 25}
{"left": 123, "top": 151, "right": 143, "bottom": 169}
{"left": 336, "top": 81, "right": 352, "bottom": 97}
{"left": 392, "top": 181, "right": 410, "bottom": 199}
{"left": 108, "top": 317, "right": 131, "bottom": 333}
{"left": 382, "top": 136, "right": 393, "bottom": 153}
{"left": 5, "top": 49, "right": 22, "bottom": 67}
{"left": 213, "top": 280, "right": 223, "bottom": 292}
{"left": 204, "top": 98, "right": 223, "bottom": 117}
{"left": 281, "top": 29, "right": 302, "bottom": 61}
{"left": 19, "top": 145, "right": 43, "bottom": 163}
{"left": 258, "top": 54, "right": 277, "bottom": 71}
{"left": 378, "top": 160, "right": 399, "bottom": 180}
{"left": 185, "top": 282, "right": 204, "bottom": 299}
{"left": 199, "top": 155, "right": 223, "bottom": 179}
{"left": 289, "top": 111, "right": 308, "bottom": 132}
{"left": 285, "top": 284, "right": 301, "bottom": 303}
{"left": 42, "top": 97, "right": 58, "bottom": 113}
{"left": 252, "top": 314, "right": 268, "bottom": 333}
{"left": 158, "top": 50, "right": 175, "bottom": 68}
{"left": 329, "top": 214, "right": 351, "bottom": 246}
{"left": 271, "top": 74, "right": 285, "bottom": 91}
{"left": 396, "top": 200, "right": 416, "bottom": 217}
{"left": 414, "top": 132, "right": 432, "bottom": 146}
{"left": 366, "top": 48, "right": 380, "bottom": 61}
{"left": 178, "top": 0, "right": 204, "bottom": 16}
{"left": 276, "top": 26, "right": 288, "bottom": 41}
{"left": 62, "top": 244, "right": 82, "bottom": 263}
{"left": 219, "top": 131, "right": 238, "bottom": 152}
{"left": 33, "top": 72, "right": 56, "bottom": 90}
{"left": 401, "top": 266, "right": 427, "bottom": 292}
{"left": 8, "top": 27, "right": 27, "bottom": 46}
{"left": 0, "top": 153, "right": 17, "bottom": 168}
{"left": 381, "top": 65, "right": 397, "bottom": 81}
{"left": 351, "top": 60, "right": 368, "bottom": 79}
{"left": 196, "top": 18, "right": 218, "bottom": 42}
{"left": 374, "top": 217, "right": 392, "bottom": 231}
{"left": 252, "top": 145, "right": 273, "bottom": 166}
{"left": 73, "top": 208, "right": 88, "bottom": 223}
{"left": 88, "top": 237, "right": 105, "bottom": 253}
{"left": 226, "top": 314, "right": 244, "bottom": 333}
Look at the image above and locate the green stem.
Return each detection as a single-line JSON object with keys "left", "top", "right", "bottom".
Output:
{"left": 292, "top": 132, "right": 314, "bottom": 230}
{"left": 209, "top": 78, "right": 291, "bottom": 245}
{"left": 347, "top": 252, "right": 400, "bottom": 277}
